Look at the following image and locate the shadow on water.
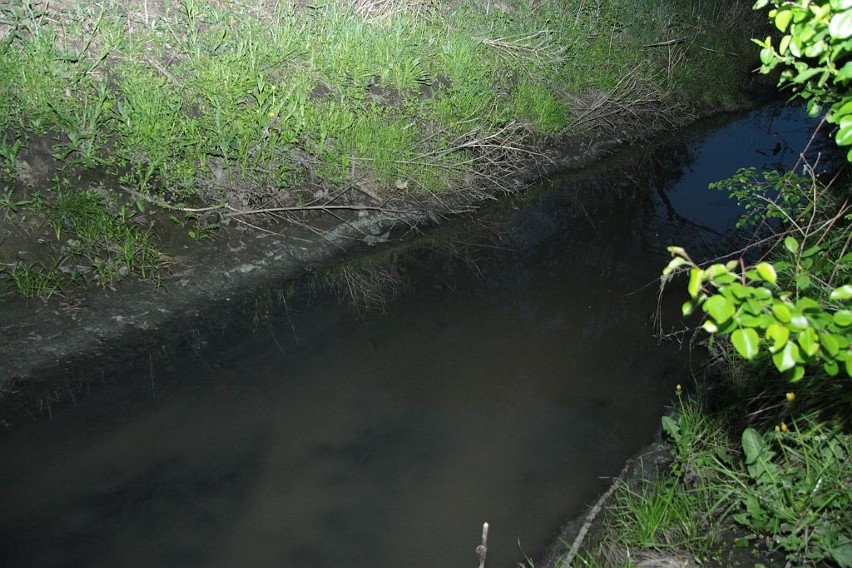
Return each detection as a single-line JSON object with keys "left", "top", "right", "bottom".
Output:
{"left": 0, "top": 104, "right": 825, "bottom": 568}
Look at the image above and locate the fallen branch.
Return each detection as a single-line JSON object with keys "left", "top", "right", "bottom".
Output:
{"left": 563, "top": 460, "right": 632, "bottom": 567}
{"left": 124, "top": 187, "right": 225, "bottom": 213}
{"left": 124, "top": 186, "right": 410, "bottom": 218}
{"left": 642, "top": 37, "right": 685, "bottom": 48}
{"left": 222, "top": 203, "right": 409, "bottom": 217}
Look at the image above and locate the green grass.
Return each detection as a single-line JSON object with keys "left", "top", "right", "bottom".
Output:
{"left": 572, "top": 389, "right": 852, "bottom": 568}
{"left": 512, "top": 79, "right": 570, "bottom": 134}
{"left": 0, "top": 0, "right": 764, "bottom": 298}
{"left": 0, "top": 180, "right": 163, "bottom": 297}
{"left": 607, "top": 478, "right": 711, "bottom": 552}
{"left": 0, "top": 0, "right": 760, "bottom": 199}
{"left": 5, "top": 259, "right": 68, "bottom": 299}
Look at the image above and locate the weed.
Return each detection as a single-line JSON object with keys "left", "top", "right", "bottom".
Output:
{"left": 0, "top": 179, "right": 166, "bottom": 295}
{"left": 608, "top": 476, "right": 716, "bottom": 553}
{"left": 735, "top": 420, "right": 852, "bottom": 566}
{"left": 0, "top": 189, "right": 29, "bottom": 219}
{"left": 4, "top": 259, "right": 67, "bottom": 299}
{"left": 0, "top": 0, "right": 764, "bottom": 302}
{"left": 2, "top": 0, "right": 758, "bottom": 205}
{"left": 0, "top": 0, "right": 47, "bottom": 46}
{"left": 48, "top": 80, "right": 113, "bottom": 167}
{"left": 0, "top": 134, "right": 22, "bottom": 174}
{"left": 575, "top": 390, "right": 851, "bottom": 568}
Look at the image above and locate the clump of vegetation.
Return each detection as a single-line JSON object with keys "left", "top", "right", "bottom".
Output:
{"left": 0, "top": 0, "right": 762, "bottom": 298}
{"left": 563, "top": 2, "right": 852, "bottom": 566}
{"left": 577, "top": 392, "right": 851, "bottom": 567}
{"left": 1, "top": 179, "right": 163, "bottom": 297}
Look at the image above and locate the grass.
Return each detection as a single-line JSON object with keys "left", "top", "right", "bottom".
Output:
{"left": 0, "top": 0, "right": 764, "bottom": 298}
{"left": 569, "top": 385, "right": 852, "bottom": 568}
{"left": 0, "top": 0, "right": 761, "bottom": 196}
{"left": 0, "top": 179, "right": 163, "bottom": 297}
{"left": 6, "top": 259, "right": 68, "bottom": 299}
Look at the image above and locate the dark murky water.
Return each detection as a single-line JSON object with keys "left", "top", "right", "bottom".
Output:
{"left": 0, "top": 104, "right": 822, "bottom": 568}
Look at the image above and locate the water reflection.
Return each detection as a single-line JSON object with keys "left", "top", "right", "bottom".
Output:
{"left": 0, "top": 104, "right": 823, "bottom": 568}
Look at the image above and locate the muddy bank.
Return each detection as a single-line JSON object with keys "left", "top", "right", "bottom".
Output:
{"left": 0, "top": 128, "right": 644, "bottom": 420}
{"left": 0, "top": 79, "right": 780, "bottom": 419}
{"left": 536, "top": 441, "right": 674, "bottom": 568}
{"left": 0, "top": 0, "right": 774, "bottom": 419}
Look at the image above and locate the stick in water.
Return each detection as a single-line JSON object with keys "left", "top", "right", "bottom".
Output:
{"left": 476, "top": 522, "right": 489, "bottom": 568}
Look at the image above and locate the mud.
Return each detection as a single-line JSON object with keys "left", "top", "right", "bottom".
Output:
{"left": 0, "top": 127, "right": 635, "bottom": 423}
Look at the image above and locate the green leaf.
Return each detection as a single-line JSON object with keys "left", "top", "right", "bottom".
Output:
{"left": 824, "top": 359, "right": 840, "bottom": 376}
{"left": 847, "top": 348, "right": 852, "bottom": 376}
{"left": 830, "top": 284, "right": 852, "bottom": 300}
{"left": 775, "top": 8, "right": 794, "bottom": 32}
{"left": 834, "top": 309, "right": 852, "bottom": 326}
{"left": 682, "top": 300, "right": 696, "bottom": 317}
{"left": 662, "top": 415, "right": 680, "bottom": 439}
{"left": 789, "top": 365, "right": 806, "bottom": 382}
{"left": 797, "top": 327, "right": 820, "bottom": 357}
{"left": 822, "top": 332, "right": 840, "bottom": 357}
{"left": 834, "top": 99, "right": 852, "bottom": 119}
{"left": 704, "top": 295, "right": 736, "bottom": 324}
{"left": 790, "top": 310, "right": 809, "bottom": 329}
{"left": 801, "top": 245, "right": 821, "bottom": 258}
{"left": 773, "top": 303, "right": 793, "bottom": 322}
{"left": 831, "top": 0, "right": 852, "bottom": 12}
{"left": 728, "top": 282, "right": 751, "bottom": 300}
{"left": 796, "top": 297, "right": 822, "bottom": 312}
{"left": 829, "top": 9, "right": 852, "bottom": 39}
{"left": 737, "top": 315, "right": 766, "bottom": 328}
{"left": 811, "top": 2, "right": 832, "bottom": 20}
{"left": 753, "top": 0, "right": 769, "bottom": 9}
{"left": 766, "top": 323, "right": 790, "bottom": 353}
{"left": 753, "top": 287, "right": 772, "bottom": 300}
{"left": 755, "top": 262, "right": 777, "bottom": 285}
{"left": 784, "top": 236, "right": 799, "bottom": 253}
{"left": 837, "top": 123, "right": 852, "bottom": 146}
{"left": 742, "top": 428, "right": 766, "bottom": 465}
{"left": 779, "top": 33, "right": 792, "bottom": 55}
{"left": 773, "top": 341, "right": 802, "bottom": 372}
{"left": 732, "top": 328, "right": 761, "bottom": 359}
{"left": 804, "top": 39, "right": 826, "bottom": 58}
{"left": 791, "top": 66, "right": 824, "bottom": 84}
{"left": 688, "top": 267, "right": 703, "bottom": 298}
{"left": 760, "top": 46, "right": 775, "bottom": 66}
{"left": 663, "top": 256, "right": 687, "bottom": 276}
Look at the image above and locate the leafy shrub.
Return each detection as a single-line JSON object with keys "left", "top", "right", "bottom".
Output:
{"left": 753, "top": 0, "right": 852, "bottom": 160}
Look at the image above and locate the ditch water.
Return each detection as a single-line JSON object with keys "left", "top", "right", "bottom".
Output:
{"left": 0, "top": 104, "right": 823, "bottom": 568}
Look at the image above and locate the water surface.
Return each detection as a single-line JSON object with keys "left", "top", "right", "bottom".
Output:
{"left": 0, "top": 103, "right": 822, "bottom": 568}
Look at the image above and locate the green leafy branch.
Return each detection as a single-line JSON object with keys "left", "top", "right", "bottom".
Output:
{"left": 664, "top": 245, "right": 852, "bottom": 381}
{"left": 752, "top": 0, "right": 852, "bottom": 160}
{"left": 708, "top": 167, "right": 810, "bottom": 229}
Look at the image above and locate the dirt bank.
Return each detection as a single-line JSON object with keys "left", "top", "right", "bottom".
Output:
{"left": 0, "top": 0, "right": 773, "bottom": 420}
{"left": 0, "top": 94, "right": 777, "bottom": 427}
